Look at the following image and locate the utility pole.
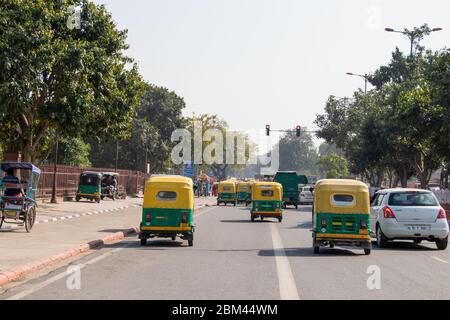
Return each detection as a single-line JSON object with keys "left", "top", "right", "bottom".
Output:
{"left": 115, "top": 141, "right": 119, "bottom": 173}
{"left": 50, "top": 132, "right": 59, "bottom": 204}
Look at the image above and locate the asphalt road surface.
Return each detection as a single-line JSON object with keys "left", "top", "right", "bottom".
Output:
{"left": 3, "top": 204, "right": 450, "bottom": 300}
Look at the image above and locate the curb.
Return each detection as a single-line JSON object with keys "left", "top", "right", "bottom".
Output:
{"left": 0, "top": 227, "right": 139, "bottom": 287}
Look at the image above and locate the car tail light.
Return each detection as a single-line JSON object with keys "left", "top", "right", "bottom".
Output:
{"left": 360, "top": 220, "right": 367, "bottom": 229}
{"left": 321, "top": 217, "right": 327, "bottom": 228}
{"left": 181, "top": 213, "right": 187, "bottom": 223}
{"left": 145, "top": 213, "right": 151, "bottom": 223}
{"left": 437, "top": 208, "right": 447, "bottom": 220}
{"left": 383, "top": 206, "right": 396, "bottom": 219}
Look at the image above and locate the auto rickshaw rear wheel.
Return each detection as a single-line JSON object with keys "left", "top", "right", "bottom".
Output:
{"left": 24, "top": 207, "right": 36, "bottom": 233}
{"left": 278, "top": 216, "right": 282, "bottom": 222}
{"left": 140, "top": 238, "right": 147, "bottom": 246}
{"left": 364, "top": 249, "right": 371, "bottom": 255}
{"left": 171, "top": 236, "right": 176, "bottom": 241}
{"left": 313, "top": 236, "right": 320, "bottom": 254}
{"left": 76, "top": 196, "right": 80, "bottom": 202}
{"left": 251, "top": 216, "right": 255, "bottom": 222}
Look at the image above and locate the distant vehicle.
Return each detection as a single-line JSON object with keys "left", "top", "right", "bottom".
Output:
{"left": 76, "top": 171, "right": 102, "bottom": 203}
{"left": 370, "top": 188, "right": 449, "bottom": 250}
{"left": 274, "top": 171, "right": 302, "bottom": 209}
{"left": 299, "top": 186, "right": 313, "bottom": 204}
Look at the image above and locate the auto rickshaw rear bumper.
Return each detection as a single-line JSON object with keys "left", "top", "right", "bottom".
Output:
{"left": 139, "top": 226, "right": 194, "bottom": 239}
{"left": 314, "top": 233, "right": 372, "bottom": 249}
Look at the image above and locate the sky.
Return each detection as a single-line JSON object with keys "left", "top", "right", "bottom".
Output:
{"left": 92, "top": 0, "right": 449, "bottom": 150}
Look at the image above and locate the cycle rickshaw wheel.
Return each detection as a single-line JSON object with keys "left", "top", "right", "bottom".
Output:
{"left": 25, "top": 207, "right": 36, "bottom": 233}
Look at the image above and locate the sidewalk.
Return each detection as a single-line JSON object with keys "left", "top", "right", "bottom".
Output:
{"left": 0, "top": 196, "right": 216, "bottom": 286}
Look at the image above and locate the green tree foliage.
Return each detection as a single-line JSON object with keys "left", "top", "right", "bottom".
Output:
{"left": 89, "top": 84, "right": 187, "bottom": 173}
{"left": 0, "top": 0, "right": 144, "bottom": 162}
{"left": 316, "top": 41, "right": 450, "bottom": 188}
{"left": 278, "top": 131, "right": 318, "bottom": 175}
{"left": 185, "top": 114, "right": 256, "bottom": 180}
{"left": 56, "top": 137, "right": 91, "bottom": 167}
{"left": 317, "top": 153, "right": 349, "bottom": 179}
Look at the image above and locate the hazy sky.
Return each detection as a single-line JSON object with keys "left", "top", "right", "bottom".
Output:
{"left": 92, "top": 0, "right": 449, "bottom": 148}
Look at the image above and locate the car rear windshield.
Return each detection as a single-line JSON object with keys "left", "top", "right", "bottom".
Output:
{"left": 157, "top": 191, "right": 177, "bottom": 201}
{"left": 388, "top": 192, "right": 438, "bottom": 206}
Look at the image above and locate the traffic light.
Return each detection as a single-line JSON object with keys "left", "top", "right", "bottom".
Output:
{"left": 266, "top": 124, "right": 270, "bottom": 136}
{"left": 296, "top": 125, "right": 301, "bottom": 137}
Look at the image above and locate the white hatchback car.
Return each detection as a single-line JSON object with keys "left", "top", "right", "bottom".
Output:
{"left": 299, "top": 186, "right": 313, "bottom": 204}
{"left": 370, "top": 189, "right": 449, "bottom": 250}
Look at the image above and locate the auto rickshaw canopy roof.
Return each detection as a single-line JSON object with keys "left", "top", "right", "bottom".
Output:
{"left": 218, "top": 180, "right": 236, "bottom": 193}
{"left": 144, "top": 175, "right": 194, "bottom": 209}
{"left": 252, "top": 182, "right": 283, "bottom": 200}
{"left": 313, "top": 179, "right": 370, "bottom": 214}
{"left": 1, "top": 162, "right": 41, "bottom": 176}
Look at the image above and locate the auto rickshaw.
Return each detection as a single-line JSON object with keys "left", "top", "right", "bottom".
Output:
{"left": 101, "top": 172, "right": 119, "bottom": 200}
{"left": 139, "top": 175, "right": 195, "bottom": 246}
{"left": 250, "top": 182, "right": 283, "bottom": 222}
{"left": 0, "top": 162, "right": 41, "bottom": 232}
{"left": 75, "top": 171, "right": 102, "bottom": 203}
{"left": 236, "top": 181, "right": 251, "bottom": 204}
{"left": 217, "top": 180, "right": 237, "bottom": 206}
{"left": 312, "top": 179, "right": 371, "bottom": 255}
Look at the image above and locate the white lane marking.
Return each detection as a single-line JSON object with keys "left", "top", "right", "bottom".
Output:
{"left": 432, "top": 256, "right": 449, "bottom": 264}
{"left": 269, "top": 223, "right": 300, "bottom": 300}
{"left": 194, "top": 206, "right": 216, "bottom": 217}
{"left": 6, "top": 243, "right": 133, "bottom": 300}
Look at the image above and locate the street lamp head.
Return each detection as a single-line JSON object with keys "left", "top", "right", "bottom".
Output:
{"left": 385, "top": 28, "right": 395, "bottom": 32}
{"left": 346, "top": 72, "right": 353, "bottom": 76}
{"left": 432, "top": 27, "right": 443, "bottom": 32}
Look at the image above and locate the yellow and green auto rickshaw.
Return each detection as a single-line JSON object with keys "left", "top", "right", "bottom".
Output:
{"left": 236, "top": 181, "right": 251, "bottom": 204}
{"left": 75, "top": 171, "right": 102, "bottom": 203}
{"left": 312, "top": 179, "right": 371, "bottom": 255}
{"left": 250, "top": 182, "right": 283, "bottom": 222}
{"left": 217, "top": 180, "right": 237, "bottom": 206}
{"left": 139, "top": 175, "right": 195, "bottom": 246}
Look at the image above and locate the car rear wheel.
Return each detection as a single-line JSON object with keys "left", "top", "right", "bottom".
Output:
{"left": 413, "top": 239, "right": 422, "bottom": 244}
{"left": 436, "top": 237, "right": 448, "bottom": 250}
{"left": 376, "top": 225, "right": 388, "bottom": 248}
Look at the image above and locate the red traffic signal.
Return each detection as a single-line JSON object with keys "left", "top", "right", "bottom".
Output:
{"left": 266, "top": 125, "right": 270, "bottom": 136}
{"left": 296, "top": 125, "right": 301, "bottom": 137}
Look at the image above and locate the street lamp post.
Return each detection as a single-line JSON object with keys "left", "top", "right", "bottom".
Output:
{"left": 346, "top": 72, "right": 369, "bottom": 94}
{"left": 115, "top": 140, "right": 119, "bottom": 173}
{"left": 385, "top": 26, "right": 442, "bottom": 57}
{"left": 50, "top": 133, "right": 59, "bottom": 204}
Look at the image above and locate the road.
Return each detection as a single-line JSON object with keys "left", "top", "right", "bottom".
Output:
{"left": 2, "top": 204, "right": 450, "bottom": 300}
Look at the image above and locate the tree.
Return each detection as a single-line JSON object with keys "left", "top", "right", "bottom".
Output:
{"left": 316, "top": 153, "right": 349, "bottom": 179}
{"left": 55, "top": 137, "right": 91, "bottom": 167}
{"left": 278, "top": 131, "right": 318, "bottom": 175}
{"left": 0, "top": 0, "right": 144, "bottom": 162}
{"left": 89, "top": 84, "right": 187, "bottom": 173}
{"left": 184, "top": 114, "right": 256, "bottom": 180}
